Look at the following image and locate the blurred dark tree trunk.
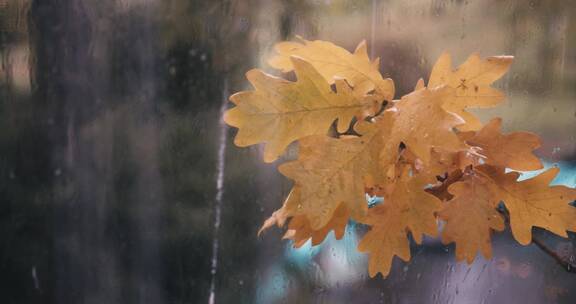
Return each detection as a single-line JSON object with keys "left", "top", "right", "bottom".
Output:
{"left": 31, "top": 0, "right": 117, "bottom": 303}
{"left": 30, "top": 1, "right": 165, "bottom": 303}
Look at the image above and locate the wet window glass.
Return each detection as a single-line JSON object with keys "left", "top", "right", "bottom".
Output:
{"left": 0, "top": 0, "right": 575, "bottom": 303}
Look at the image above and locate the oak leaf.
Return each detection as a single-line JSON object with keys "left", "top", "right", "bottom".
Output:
{"left": 269, "top": 37, "right": 395, "bottom": 101}
{"left": 257, "top": 187, "right": 300, "bottom": 236}
{"left": 386, "top": 87, "right": 466, "bottom": 163}
{"left": 278, "top": 119, "right": 392, "bottom": 229}
{"left": 478, "top": 165, "right": 576, "bottom": 245}
{"left": 438, "top": 173, "right": 505, "bottom": 263}
{"left": 358, "top": 168, "right": 443, "bottom": 277}
{"left": 466, "top": 118, "right": 542, "bottom": 171}
{"left": 284, "top": 203, "right": 350, "bottom": 248}
{"left": 225, "top": 56, "right": 378, "bottom": 162}
{"left": 357, "top": 204, "right": 410, "bottom": 278}
{"left": 426, "top": 169, "right": 464, "bottom": 201}
{"left": 428, "top": 53, "right": 513, "bottom": 131}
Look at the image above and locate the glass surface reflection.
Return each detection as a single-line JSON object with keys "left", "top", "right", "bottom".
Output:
{"left": 0, "top": 0, "right": 574, "bottom": 303}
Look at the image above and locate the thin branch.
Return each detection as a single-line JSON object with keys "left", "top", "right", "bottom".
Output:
{"left": 531, "top": 235, "right": 576, "bottom": 273}
{"left": 497, "top": 208, "right": 576, "bottom": 273}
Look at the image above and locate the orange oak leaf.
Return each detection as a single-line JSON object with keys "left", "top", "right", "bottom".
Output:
{"left": 466, "top": 118, "right": 543, "bottom": 171}
{"left": 268, "top": 37, "right": 395, "bottom": 101}
{"left": 438, "top": 173, "right": 505, "bottom": 263}
{"left": 358, "top": 168, "right": 443, "bottom": 277}
{"left": 284, "top": 203, "right": 350, "bottom": 248}
{"left": 225, "top": 56, "right": 378, "bottom": 162}
{"left": 428, "top": 53, "right": 513, "bottom": 131}
{"left": 478, "top": 165, "right": 576, "bottom": 245}
{"left": 357, "top": 204, "right": 410, "bottom": 278}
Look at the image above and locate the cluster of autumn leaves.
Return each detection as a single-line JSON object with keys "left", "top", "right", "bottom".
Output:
{"left": 223, "top": 38, "right": 576, "bottom": 277}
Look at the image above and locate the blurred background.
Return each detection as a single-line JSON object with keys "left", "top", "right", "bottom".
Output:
{"left": 0, "top": 0, "right": 575, "bottom": 303}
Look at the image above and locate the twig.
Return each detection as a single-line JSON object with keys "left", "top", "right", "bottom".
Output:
{"left": 531, "top": 235, "right": 576, "bottom": 273}
{"left": 498, "top": 208, "right": 576, "bottom": 273}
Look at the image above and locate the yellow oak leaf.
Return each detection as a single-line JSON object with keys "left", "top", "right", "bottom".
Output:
{"left": 428, "top": 53, "right": 513, "bottom": 131}
{"left": 358, "top": 168, "right": 442, "bottom": 277}
{"left": 414, "top": 78, "right": 425, "bottom": 91}
{"left": 225, "top": 56, "right": 378, "bottom": 162}
{"left": 278, "top": 120, "right": 391, "bottom": 229}
{"left": 438, "top": 173, "right": 505, "bottom": 263}
{"left": 284, "top": 203, "right": 350, "bottom": 248}
{"left": 257, "top": 187, "right": 300, "bottom": 236}
{"left": 259, "top": 186, "right": 350, "bottom": 247}
{"left": 387, "top": 86, "right": 466, "bottom": 163}
{"left": 478, "top": 165, "right": 576, "bottom": 245}
{"left": 268, "top": 37, "right": 395, "bottom": 101}
{"left": 466, "top": 118, "right": 543, "bottom": 171}
{"left": 357, "top": 204, "right": 410, "bottom": 278}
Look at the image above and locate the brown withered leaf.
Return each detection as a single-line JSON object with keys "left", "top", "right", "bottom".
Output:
{"left": 225, "top": 56, "right": 378, "bottom": 162}
{"left": 268, "top": 37, "right": 395, "bottom": 101}
{"left": 426, "top": 169, "right": 464, "bottom": 201}
{"left": 428, "top": 53, "right": 513, "bottom": 131}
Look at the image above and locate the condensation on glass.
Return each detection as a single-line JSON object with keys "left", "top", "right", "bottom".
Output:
{"left": 0, "top": 0, "right": 574, "bottom": 303}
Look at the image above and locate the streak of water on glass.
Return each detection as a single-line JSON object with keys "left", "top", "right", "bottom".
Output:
{"left": 208, "top": 79, "right": 229, "bottom": 304}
